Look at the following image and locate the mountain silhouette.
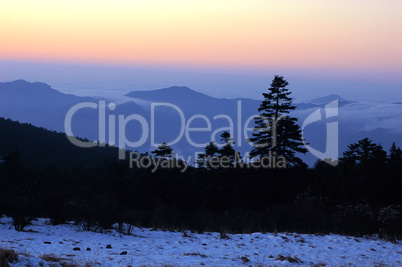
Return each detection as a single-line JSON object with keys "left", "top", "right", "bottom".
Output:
{"left": 309, "top": 94, "right": 352, "bottom": 106}
{"left": 1, "top": 79, "right": 399, "bottom": 166}
{"left": 0, "top": 80, "right": 102, "bottom": 136}
{"left": 0, "top": 80, "right": 88, "bottom": 108}
{"left": 126, "top": 86, "right": 213, "bottom": 103}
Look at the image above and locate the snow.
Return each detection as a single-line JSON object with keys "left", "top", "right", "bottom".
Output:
{"left": 1, "top": 216, "right": 401, "bottom": 266}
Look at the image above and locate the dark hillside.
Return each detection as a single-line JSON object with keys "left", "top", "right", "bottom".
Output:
{"left": 0, "top": 117, "right": 124, "bottom": 169}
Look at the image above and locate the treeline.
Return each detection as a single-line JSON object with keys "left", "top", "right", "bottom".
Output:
{"left": 0, "top": 130, "right": 401, "bottom": 239}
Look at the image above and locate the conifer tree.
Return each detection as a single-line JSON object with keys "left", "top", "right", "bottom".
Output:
{"left": 341, "top": 138, "right": 387, "bottom": 172}
{"left": 218, "top": 131, "right": 241, "bottom": 168}
{"left": 248, "top": 75, "right": 307, "bottom": 167}
{"left": 388, "top": 142, "right": 402, "bottom": 166}
{"left": 151, "top": 142, "right": 174, "bottom": 160}
{"left": 197, "top": 132, "right": 241, "bottom": 169}
{"left": 196, "top": 141, "right": 219, "bottom": 168}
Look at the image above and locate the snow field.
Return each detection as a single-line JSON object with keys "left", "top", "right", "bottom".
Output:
{"left": 1, "top": 217, "right": 401, "bottom": 266}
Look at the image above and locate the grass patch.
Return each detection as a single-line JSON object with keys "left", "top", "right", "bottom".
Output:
{"left": 275, "top": 254, "right": 303, "bottom": 263}
{"left": 0, "top": 248, "right": 19, "bottom": 267}
{"left": 183, "top": 252, "right": 207, "bottom": 258}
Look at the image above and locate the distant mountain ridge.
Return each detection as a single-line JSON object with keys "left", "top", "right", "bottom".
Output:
{"left": 0, "top": 79, "right": 90, "bottom": 107}
{"left": 1, "top": 80, "right": 350, "bottom": 111}
{"left": 125, "top": 86, "right": 353, "bottom": 109}
{"left": 309, "top": 94, "right": 353, "bottom": 106}
{"left": 0, "top": 80, "right": 104, "bottom": 136}
{"left": 126, "top": 86, "right": 213, "bottom": 101}
{"left": 1, "top": 79, "right": 399, "bottom": 166}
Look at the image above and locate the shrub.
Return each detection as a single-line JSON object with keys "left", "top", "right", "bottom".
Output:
{"left": 11, "top": 214, "right": 33, "bottom": 231}
{"left": 275, "top": 254, "right": 303, "bottom": 263}
{"left": 117, "top": 222, "right": 134, "bottom": 235}
{"left": 0, "top": 248, "right": 19, "bottom": 267}
{"left": 378, "top": 205, "right": 401, "bottom": 241}
{"left": 5, "top": 195, "right": 36, "bottom": 231}
{"left": 43, "top": 192, "right": 70, "bottom": 226}
{"left": 219, "top": 232, "right": 230, "bottom": 239}
{"left": 331, "top": 202, "right": 376, "bottom": 236}
{"left": 77, "top": 219, "right": 101, "bottom": 232}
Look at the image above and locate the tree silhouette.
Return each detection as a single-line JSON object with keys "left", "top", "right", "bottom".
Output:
{"left": 197, "top": 132, "right": 241, "bottom": 169}
{"left": 248, "top": 76, "right": 307, "bottom": 167}
{"left": 218, "top": 131, "right": 241, "bottom": 168}
{"left": 151, "top": 142, "right": 174, "bottom": 159}
{"left": 196, "top": 141, "right": 219, "bottom": 168}
{"left": 341, "top": 138, "right": 386, "bottom": 169}
{"left": 388, "top": 142, "right": 402, "bottom": 166}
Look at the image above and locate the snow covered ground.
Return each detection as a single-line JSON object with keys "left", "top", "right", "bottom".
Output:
{"left": 1, "top": 216, "right": 401, "bottom": 266}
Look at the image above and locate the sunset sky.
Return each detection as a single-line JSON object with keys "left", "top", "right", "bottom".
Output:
{"left": 1, "top": 0, "right": 401, "bottom": 72}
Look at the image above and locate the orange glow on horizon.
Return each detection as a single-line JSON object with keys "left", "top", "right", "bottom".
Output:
{"left": 1, "top": 0, "right": 401, "bottom": 71}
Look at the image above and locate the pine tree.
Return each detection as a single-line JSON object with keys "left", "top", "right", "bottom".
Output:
{"left": 341, "top": 138, "right": 387, "bottom": 169}
{"left": 196, "top": 141, "right": 219, "bottom": 168}
{"left": 205, "top": 141, "right": 219, "bottom": 157}
{"left": 218, "top": 131, "right": 241, "bottom": 168}
{"left": 151, "top": 142, "right": 174, "bottom": 159}
{"left": 388, "top": 142, "right": 402, "bottom": 166}
{"left": 248, "top": 75, "right": 308, "bottom": 167}
{"left": 197, "top": 132, "right": 241, "bottom": 169}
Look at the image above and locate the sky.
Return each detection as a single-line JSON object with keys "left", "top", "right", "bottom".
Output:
{"left": 1, "top": 0, "right": 401, "bottom": 70}
{"left": 0, "top": 0, "right": 401, "bottom": 100}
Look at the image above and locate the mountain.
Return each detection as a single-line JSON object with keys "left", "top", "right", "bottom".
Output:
{"left": 309, "top": 94, "right": 352, "bottom": 106}
{"left": 0, "top": 80, "right": 104, "bottom": 137}
{"left": 126, "top": 86, "right": 263, "bottom": 117}
{"left": 126, "top": 86, "right": 214, "bottom": 103}
{"left": 1, "top": 80, "right": 400, "bottom": 166}
{"left": 0, "top": 79, "right": 83, "bottom": 107}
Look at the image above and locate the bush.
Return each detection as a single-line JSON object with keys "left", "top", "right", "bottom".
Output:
{"left": 11, "top": 215, "right": 33, "bottom": 231}
{"left": 73, "top": 197, "right": 116, "bottom": 232}
{"left": 76, "top": 219, "right": 101, "bottom": 232}
{"left": 116, "top": 222, "right": 134, "bottom": 235}
{"left": 331, "top": 202, "right": 376, "bottom": 236}
{"left": 42, "top": 192, "right": 70, "bottom": 226}
{"left": 275, "top": 254, "right": 303, "bottom": 263}
{"left": 0, "top": 248, "right": 19, "bottom": 267}
{"left": 378, "top": 205, "right": 401, "bottom": 241}
{"left": 5, "top": 193, "right": 36, "bottom": 231}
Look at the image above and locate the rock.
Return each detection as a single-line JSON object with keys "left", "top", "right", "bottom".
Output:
{"left": 73, "top": 247, "right": 81, "bottom": 251}
{"left": 106, "top": 244, "right": 112, "bottom": 249}
{"left": 241, "top": 256, "right": 250, "bottom": 263}
{"left": 120, "top": 251, "right": 128, "bottom": 255}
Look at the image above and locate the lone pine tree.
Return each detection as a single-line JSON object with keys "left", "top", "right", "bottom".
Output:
{"left": 248, "top": 75, "right": 308, "bottom": 167}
